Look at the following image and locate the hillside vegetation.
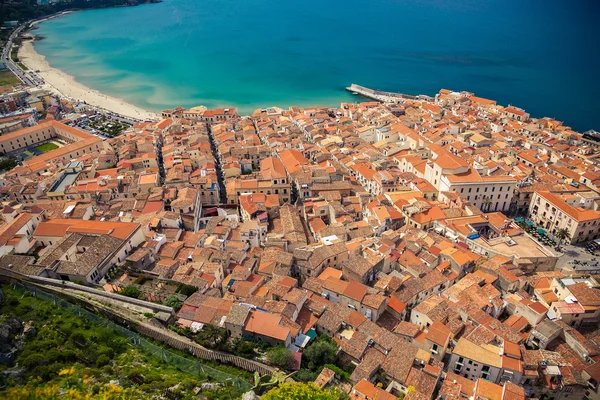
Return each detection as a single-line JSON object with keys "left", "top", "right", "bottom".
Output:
{"left": 0, "top": 285, "right": 246, "bottom": 399}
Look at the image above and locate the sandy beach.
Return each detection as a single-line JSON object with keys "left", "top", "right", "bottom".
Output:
{"left": 18, "top": 38, "right": 159, "bottom": 121}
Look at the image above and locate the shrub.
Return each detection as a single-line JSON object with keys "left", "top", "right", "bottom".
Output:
{"left": 232, "top": 339, "right": 256, "bottom": 358}
{"left": 303, "top": 340, "right": 338, "bottom": 370}
{"left": 294, "top": 368, "right": 318, "bottom": 382}
{"left": 97, "top": 345, "right": 115, "bottom": 360}
{"left": 263, "top": 382, "right": 348, "bottom": 400}
{"left": 119, "top": 285, "right": 141, "bottom": 299}
{"left": 70, "top": 332, "right": 87, "bottom": 346}
{"left": 322, "top": 364, "right": 350, "bottom": 381}
{"left": 163, "top": 295, "right": 183, "bottom": 312}
{"left": 267, "top": 347, "right": 293, "bottom": 369}
{"left": 20, "top": 353, "right": 45, "bottom": 368}
{"left": 176, "top": 284, "right": 198, "bottom": 297}
{"left": 96, "top": 354, "right": 111, "bottom": 367}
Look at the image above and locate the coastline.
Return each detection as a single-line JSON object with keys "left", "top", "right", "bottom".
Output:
{"left": 17, "top": 36, "right": 159, "bottom": 121}
{"left": 30, "top": 10, "right": 74, "bottom": 27}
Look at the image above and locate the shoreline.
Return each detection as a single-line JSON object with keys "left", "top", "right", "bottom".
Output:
{"left": 30, "top": 10, "right": 74, "bottom": 27}
{"left": 17, "top": 35, "right": 159, "bottom": 121}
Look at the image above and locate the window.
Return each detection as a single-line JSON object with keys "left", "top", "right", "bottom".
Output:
{"left": 469, "top": 188, "right": 472, "bottom": 193}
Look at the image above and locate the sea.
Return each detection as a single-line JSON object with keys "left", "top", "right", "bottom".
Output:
{"left": 34, "top": 0, "right": 600, "bottom": 131}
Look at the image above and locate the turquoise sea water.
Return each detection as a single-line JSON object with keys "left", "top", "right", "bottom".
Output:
{"left": 34, "top": 0, "right": 599, "bottom": 130}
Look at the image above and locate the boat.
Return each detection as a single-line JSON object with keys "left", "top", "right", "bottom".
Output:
{"left": 352, "top": 92, "right": 358, "bottom": 95}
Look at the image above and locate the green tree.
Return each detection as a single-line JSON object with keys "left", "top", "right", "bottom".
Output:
{"left": 176, "top": 284, "right": 198, "bottom": 297}
{"left": 482, "top": 196, "right": 492, "bottom": 212}
{"left": 294, "top": 368, "right": 318, "bottom": 382}
{"left": 303, "top": 338, "right": 338, "bottom": 370}
{"left": 555, "top": 228, "right": 569, "bottom": 250}
{"left": 96, "top": 354, "right": 111, "bottom": 367}
{"left": 0, "top": 158, "right": 18, "bottom": 172}
{"left": 194, "top": 325, "right": 227, "bottom": 349}
{"left": 262, "top": 382, "right": 348, "bottom": 400}
{"left": 163, "top": 295, "right": 183, "bottom": 311}
{"left": 233, "top": 339, "right": 256, "bottom": 358}
{"left": 119, "top": 285, "right": 141, "bottom": 299}
{"left": 267, "top": 347, "right": 293, "bottom": 369}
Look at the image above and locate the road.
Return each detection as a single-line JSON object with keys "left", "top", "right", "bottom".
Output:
{"left": 1, "top": 23, "right": 37, "bottom": 86}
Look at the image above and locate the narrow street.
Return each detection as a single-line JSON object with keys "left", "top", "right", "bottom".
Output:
{"left": 205, "top": 122, "right": 227, "bottom": 204}
{"left": 156, "top": 132, "right": 165, "bottom": 184}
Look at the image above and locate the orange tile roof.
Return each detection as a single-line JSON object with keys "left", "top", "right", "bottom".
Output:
{"left": 536, "top": 191, "right": 600, "bottom": 222}
{"left": 139, "top": 173, "right": 158, "bottom": 185}
{"left": 435, "top": 154, "right": 469, "bottom": 169}
{"left": 352, "top": 379, "right": 397, "bottom": 400}
{"left": 317, "top": 267, "right": 343, "bottom": 281}
{"left": 323, "top": 277, "right": 349, "bottom": 294}
{"left": 34, "top": 219, "right": 139, "bottom": 240}
{"left": 278, "top": 149, "right": 308, "bottom": 174}
{"left": 469, "top": 95, "right": 496, "bottom": 106}
{"left": 0, "top": 213, "right": 32, "bottom": 247}
{"left": 502, "top": 354, "right": 523, "bottom": 372}
{"left": 343, "top": 281, "right": 368, "bottom": 302}
{"left": 387, "top": 296, "right": 406, "bottom": 314}
{"left": 243, "top": 310, "right": 290, "bottom": 341}
{"left": 426, "top": 321, "right": 451, "bottom": 346}
{"left": 475, "top": 379, "right": 503, "bottom": 400}
{"left": 503, "top": 340, "right": 521, "bottom": 358}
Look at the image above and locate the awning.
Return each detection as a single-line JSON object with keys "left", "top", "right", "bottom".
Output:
{"left": 526, "top": 221, "right": 534, "bottom": 226}
{"left": 305, "top": 329, "right": 317, "bottom": 341}
{"left": 514, "top": 217, "right": 524, "bottom": 223}
{"left": 537, "top": 228, "right": 546, "bottom": 235}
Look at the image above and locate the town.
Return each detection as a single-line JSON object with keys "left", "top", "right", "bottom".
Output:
{"left": 2, "top": 65, "right": 600, "bottom": 399}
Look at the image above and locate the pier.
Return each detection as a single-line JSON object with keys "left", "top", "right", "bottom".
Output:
{"left": 346, "top": 83, "right": 433, "bottom": 103}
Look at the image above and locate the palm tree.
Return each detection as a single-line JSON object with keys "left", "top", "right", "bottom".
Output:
{"left": 555, "top": 228, "right": 569, "bottom": 251}
{"left": 482, "top": 196, "right": 492, "bottom": 212}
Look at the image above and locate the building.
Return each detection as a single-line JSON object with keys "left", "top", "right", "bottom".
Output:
{"left": 449, "top": 337, "right": 503, "bottom": 383}
{"left": 242, "top": 310, "right": 292, "bottom": 347}
{"left": 548, "top": 277, "right": 600, "bottom": 327}
{"left": 33, "top": 219, "right": 145, "bottom": 282}
{"left": 424, "top": 154, "right": 516, "bottom": 213}
{"left": 528, "top": 191, "right": 600, "bottom": 244}
{"left": 0, "top": 213, "right": 40, "bottom": 256}
{"left": 0, "top": 121, "right": 108, "bottom": 166}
